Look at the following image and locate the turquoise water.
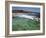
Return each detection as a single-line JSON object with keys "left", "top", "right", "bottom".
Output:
{"left": 12, "top": 17, "right": 40, "bottom": 31}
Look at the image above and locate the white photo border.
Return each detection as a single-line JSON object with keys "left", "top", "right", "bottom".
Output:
{"left": 9, "top": 4, "right": 43, "bottom": 34}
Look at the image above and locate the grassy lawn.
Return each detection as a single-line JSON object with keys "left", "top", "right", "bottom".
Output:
{"left": 12, "top": 17, "right": 40, "bottom": 31}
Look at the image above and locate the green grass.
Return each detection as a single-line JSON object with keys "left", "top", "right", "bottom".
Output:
{"left": 12, "top": 17, "right": 40, "bottom": 31}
